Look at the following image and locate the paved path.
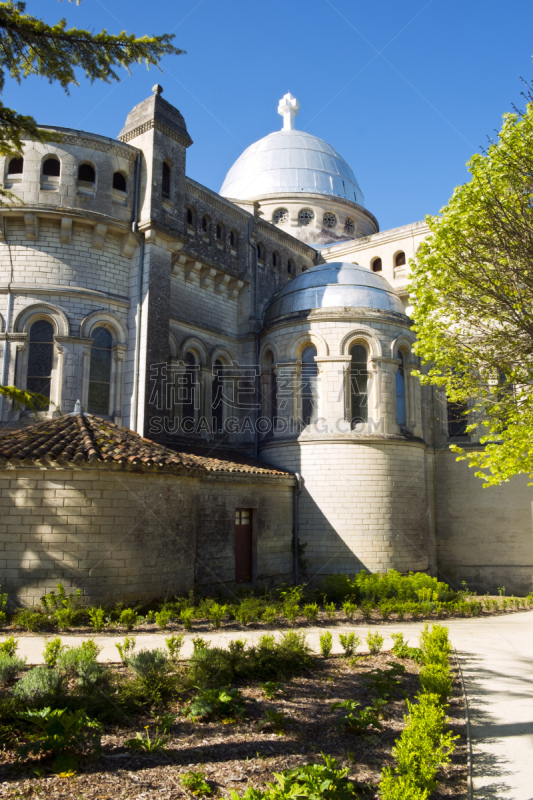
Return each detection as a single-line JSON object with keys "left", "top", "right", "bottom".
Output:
{"left": 3, "top": 610, "right": 533, "bottom": 799}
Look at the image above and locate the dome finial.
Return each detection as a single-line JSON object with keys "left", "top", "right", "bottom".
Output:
{"left": 278, "top": 92, "right": 300, "bottom": 131}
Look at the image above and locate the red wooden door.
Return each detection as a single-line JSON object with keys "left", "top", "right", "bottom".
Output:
{"left": 235, "top": 509, "right": 252, "bottom": 583}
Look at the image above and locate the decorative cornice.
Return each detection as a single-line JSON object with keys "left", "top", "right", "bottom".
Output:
{"left": 119, "top": 118, "right": 192, "bottom": 148}
{"left": 186, "top": 178, "right": 252, "bottom": 222}
{"left": 0, "top": 285, "right": 130, "bottom": 309}
{"left": 27, "top": 127, "right": 139, "bottom": 160}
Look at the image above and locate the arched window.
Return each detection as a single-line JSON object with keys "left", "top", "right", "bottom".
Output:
{"left": 301, "top": 345, "right": 318, "bottom": 425}
{"left": 112, "top": 172, "right": 126, "bottom": 191}
{"left": 395, "top": 251, "right": 406, "bottom": 267}
{"left": 182, "top": 352, "right": 198, "bottom": 421}
{"left": 257, "top": 242, "right": 264, "bottom": 262}
{"left": 323, "top": 212, "right": 337, "bottom": 228}
{"left": 230, "top": 230, "right": 237, "bottom": 248}
{"left": 447, "top": 399, "right": 468, "bottom": 437}
{"left": 212, "top": 359, "right": 224, "bottom": 433}
{"left": 187, "top": 207, "right": 194, "bottom": 227}
{"left": 27, "top": 320, "right": 54, "bottom": 406}
{"left": 350, "top": 344, "right": 368, "bottom": 426}
{"left": 42, "top": 157, "right": 60, "bottom": 177}
{"left": 288, "top": 259, "right": 295, "bottom": 276}
{"left": 372, "top": 257, "right": 382, "bottom": 272}
{"left": 298, "top": 208, "right": 314, "bottom": 226}
{"left": 396, "top": 351, "right": 406, "bottom": 427}
{"left": 268, "top": 352, "right": 277, "bottom": 427}
{"left": 78, "top": 163, "right": 95, "bottom": 183}
{"left": 272, "top": 251, "right": 279, "bottom": 267}
{"left": 8, "top": 157, "right": 23, "bottom": 175}
{"left": 345, "top": 217, "right": 355, "bottom": 235}
{"left": 88, "top": 327, "right": 113, "bottom": 415}
{"left": 162, "top": 162, "right": 171, "bottom": 199}
{"left": 273, "top": 208, "right": 289, "bottom": 224}
{"left": 216, "top": 222, "right": 223, "bottom": 241}
{"left": 202, "top": 215, "right": 209, "bottom": 233}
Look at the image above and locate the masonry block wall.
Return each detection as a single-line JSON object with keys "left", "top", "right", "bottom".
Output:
{"left": 435, "top": 451, "right": 533, "bottom": 594}
{"left": 0, "top": 466, "right": 294, "bottom": 607}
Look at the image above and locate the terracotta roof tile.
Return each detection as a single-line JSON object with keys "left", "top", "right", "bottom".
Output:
{"left": 0, "top": 414, "right": 290, "bottom": 477}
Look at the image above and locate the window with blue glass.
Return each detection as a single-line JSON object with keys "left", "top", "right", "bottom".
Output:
{"left": 88, "top": 327, "right": 112, "bottom": 415}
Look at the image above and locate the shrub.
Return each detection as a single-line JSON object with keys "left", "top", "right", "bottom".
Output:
{"left": 258, "top": 708, "right": 288, "bottom": 734}
{"left": 88, "top": 607, "right": 106, "bottom": 632}
{"left": 154, "top": 609, "right": 173, "bottom": 629}
{"left": 115, "top": 636, "right": 136, "bottom": 665}
{"left": 261, "top": 605, "right": 278, "bottom": 626}
{"left": 419, "top": 624, "right": 451, "bottom": 667}
{"left": 330, "top": 698, "right": 383, "bottom": 735}
{"left": 13, "top": 666, "right": 65, "bottom": 707}
{"left": 183, "top": 687, "right": 246, "bottom": 722}
{"left": 319, "top": 630, "right": 333, "bottom": 657}
{"left": 324, "top": 601, "right": 337, "bottom": 620}
{"left": 391, "top": 633, "right": 423, "bottom": 663}
{"left": 379, "top": 771, "right": 431, "bottom": 800}
{"left": 419, "top": 663, "right": 453, "bottom": 703}
{"left": 181, "top": 770, "right": 213, "bottom": 796}
{"left": 282, "top": 600, "right": 299, "bottom": 625}
{"left": 128, "top": 649, "right": 169, "bottom": 680}
{"left": 0, "top": 654, "right": 26, "bottom": 683}
{"left": 342, "top": 600, "right": 358, "bottom": 620}
{"left": 187, "top": 646, "right": 235, "bottom": 689}
{"left": 119, "top": 608, "right": 138, "bottom": 630}
{"left": 0, "top": 587, "right": 8, "bottom": 627}
{"left": 366, "top": 631, "right": 384, "bottom": 656}
{"left": 180, "top": 607, "right": 194, "bottom": 630}
{"left": 339, "top": 632, "right": 359, "bottom": 657}
{"left": 235, "top": 597, "right": 262, "bottom": 626}
{"left": 56, "top": 641, "right": 106, "bottom": 691}
{"left": 165, "top": 634, "right": 184, "bottom": 663}
{"left": 207, "top": 603, "right": 228, "bottom": 629}
{"left": 260, "top": 681, "right": 282, "bottom": 699}
{"left": 40, "top": 583, "right": 85, "bottom": 630}
{"left": 43, "top": 637, "right": 64, "bottom": 668}
{"left": 0, "top": 637, "right": 18, "bottom": 657}
{"left": 365, "top": 663, "right": 405, "bottom": 699}
{"left": 303, "top": 603, "right": 319, "bottom": 625}
{"left": 17, "top": 707, "right": 102, "bottom": 772}
{"left": 12, "top": 608, "right": 48, "bottom": 632}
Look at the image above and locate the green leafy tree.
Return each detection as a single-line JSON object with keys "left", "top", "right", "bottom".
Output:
{"left": 409, "top": 98, "right": 533, "bottom": 486}
{"left": 0, "top": 0, "right": 183, "bottom": 166}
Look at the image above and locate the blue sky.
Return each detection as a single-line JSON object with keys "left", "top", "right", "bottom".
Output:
{"left": 5, "top": 0, "right": 533, "bottom": 230}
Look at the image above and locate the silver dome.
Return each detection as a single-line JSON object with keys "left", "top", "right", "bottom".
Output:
{"left": 220, "top": 130, "right": 365, "bottom": 205}
{"left": 263, "top": 262, "right": 405, "bottom": 323}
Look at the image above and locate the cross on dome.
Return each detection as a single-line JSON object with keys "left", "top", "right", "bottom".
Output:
{"left": 278, "top": 93, "right": 300, "bottom": 131}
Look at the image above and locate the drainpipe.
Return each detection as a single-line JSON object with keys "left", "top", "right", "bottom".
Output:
{"left": 0, "top": 221, "right": 15, "bottom": 420}
{"left": 248, "top": 215, "right": 260, "bottom": 458}
{"left": 293, "top": 472, "right": 303, "bottom": 584}
{"left": 130, "top": 153, "right": 145, "bottom": 433}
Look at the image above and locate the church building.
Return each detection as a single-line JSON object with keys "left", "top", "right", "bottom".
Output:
{"left": 0, "top": 86, "right": 531, "bottom": 605}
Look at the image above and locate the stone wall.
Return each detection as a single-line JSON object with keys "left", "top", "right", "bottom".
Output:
{"left": 435, "top": 450, "right": 533, "bottom": 594}
{"left": 0, "top": 466, "right": 294, "bottom": 607}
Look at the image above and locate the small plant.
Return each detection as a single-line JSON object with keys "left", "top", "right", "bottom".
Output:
{"left": 119, "top": 608, "right": 138, "bottom": 630}
{"left": 391, "top": 633, "right": 423, "bottom": 663}
{"left": 125, "top": 724, "right": 170, "bottom": 753}
{"left": 330, "top": 698, "right": 383, "bottom": 735}
{"left": 180, "top": 607, "right": 194, "bottom": 630}
{"left": 0, "top": 637, "right": 18, "bottom": 657}
{"left": 342, "top": 600, "right": 358, "bottom": 620}
{"left": 127, "top": 648, "right": 169, "bottom": 680}
{"left": 261, "top": 605, "right": 278, "bottom": 626}
{"left": 56, "top": 641, "right": 105, "bottom": 690}
{"left": 13, "top": 666, "right": 65, "bottom": 706}
{"left": 43, "top": 637, "right": 64, "bottom": 668}
{"left": 229, "top": 755, "right": 360, "bottom": 800}
{"left": 207, "top": 603, "right": 228, "bottom": 629}
{"left": 192, "top": 636, "right": 207, "bottom": 653}
{"left": 258, "top": 707, "right": 288, "bottom": 734}
{"left": 339, "top": 632, "right": 360, "bottom": 657}
{"left": 88, "top": 607, "right": 106, "bottom": 632}
{"left": 183, "top": 687, "right": 246, "bottom": 722}
{"left": 319, "top": 630, "right": 333, "bottom": 657}
{"left": 303, "top": 603, "right": 319, "bottom": 625}
{"left": 366, "top": 631, "right": 384, "bottom": 656}
{"left": 0, "top": 586, "right": 8, "bottom": 627}
{"left": 12, "top": 608, "right": 48, "bottom": 632}
{"left": 165, "top": 634, "right": 185, "bottom": 663}
{"left": 115, "top": 635, "right": 136, "bottom": 665}
{"left": 145, "top": 609, "right": 156, "bottom": 623}
{"left": 419, "top": 663, "right": 453, "bottom": 703}
{"left": 282, "top": 600, "right": 299, "bottom": 625}
{"left": 16, "top": 707, "right": 102, "bottom": 772}
{"left": 324, "top": 601, "right": 337, "bottom": 619}
{"left": 497, "top": 586, "right": 506, "bottom": 596}
{"left": 365, "top": 663, "right": 405, "bottom": 699}
{"left": 181, "top": 770, "right": 213, "bottom": 796}
{"left": 155, "top": 609, "right": 173, "bottom": 629}
{"left": 0, "top": 653, "right": 26, "bottom": 683}
{"left": 260, "top": 681, "right": 282, "bottom": 699}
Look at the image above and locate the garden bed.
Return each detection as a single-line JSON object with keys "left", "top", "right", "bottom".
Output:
{"left": 0, "top": 635, "right": 466, "bottom": 799}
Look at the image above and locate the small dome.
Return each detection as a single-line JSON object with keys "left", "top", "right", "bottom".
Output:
{"left": 263, "top": 262, "right": 405, "bottom": 323}
{"left": 220, "top": 130, "right": 364, "bottom": 205}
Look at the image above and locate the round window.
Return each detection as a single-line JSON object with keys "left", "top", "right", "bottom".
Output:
{"left": 323, "top": 212, "right": 337, "bottom": 228}
{"left": 298, "top": 209, "right": 314, "bottom": 226}
{"left": 273, "top": 208, "right": 289, "bottom": 224}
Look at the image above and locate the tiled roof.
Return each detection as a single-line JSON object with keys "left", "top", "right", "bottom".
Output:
{"left": 0, "top": 414, "right": 290, "bottom": 477}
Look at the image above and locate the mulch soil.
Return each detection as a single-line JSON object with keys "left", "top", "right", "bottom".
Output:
{"left": 0, "top": 651, "right": 467, "bottom": 800}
